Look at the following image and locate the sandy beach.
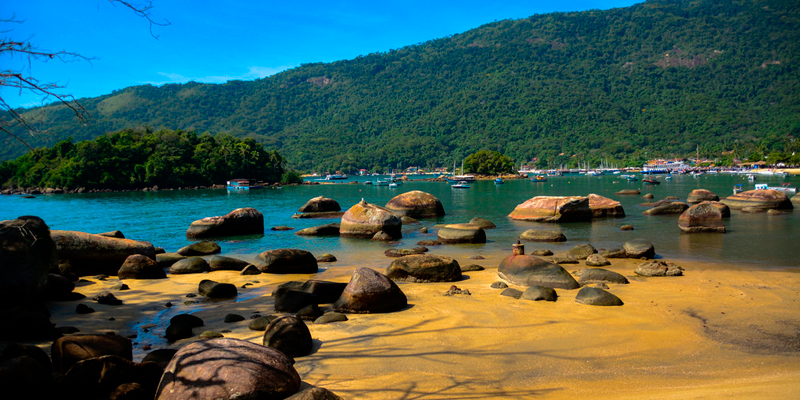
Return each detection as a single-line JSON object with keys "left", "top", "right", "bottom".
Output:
{"left": 42, "top": 246, "right": 800, "bottom": 399}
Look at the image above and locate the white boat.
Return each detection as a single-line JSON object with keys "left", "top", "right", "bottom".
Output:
{"left": 227, "top": 179, "right": 263, "bottom": 191}
{"left": 757, "top": 183, "right": 798, "bottom": 193}
{"left": 389, "top": 182, "right": 398, "bottom": 188}
{"left": 374, "top": 179, "right": 390, "bottom": 186}
{"left": 451, "top": 181, "right": 470, "bottom": 189}
{"left": 733, "top": 184, "right": 744, "bottom": 194}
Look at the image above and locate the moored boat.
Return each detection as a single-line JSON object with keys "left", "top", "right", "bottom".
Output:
{"left": 451, "top": 181, "right": 470, "bottom": 189}
{"left": 643, "top": 177, "right": 660, "bottom": 185}
{"left": 530, "top": 175, "right": 548, "bottom": 182}
{"left": 227, "top": 179, "right": 263, "bottom": 191}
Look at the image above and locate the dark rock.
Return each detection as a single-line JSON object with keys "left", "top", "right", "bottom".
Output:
{"left": 386, "top": 254, "right": 462, "bottom": 283}
{"left": 241, "top": 265, "right": 261, "bottom": 275}
{"left": 461, "top": 264, "right": 485, "bottom": 272}
{"left": 600, "top": 248, "right": 627, "bottom": 258}
{"left": 76, "top": 303, "right": 95, "bottom": 314}
{"left": 333, "top": 267, "right": 407, "bottom": 313}
{"left": 588, "top": 193, "right": 626, "bottom": 218}
{"left": 490, "top": 282, "right": 509, "bottom": 289}
{"left": 208, "top": 255, "right": 250, "bottom": 271}
{"left": 531, "top": 249, "right": 553, "bottom": 256}
{"left": 417, "top": 240, "right": 442, "bottom": 246}
{"left": 185, "top": 207, "right": 264, "bottom": 239}
{"left": 384, "top": 190, "right": 445, "bottom": 218}
{"left": 642, "top": 193, "right": 654, "bottom": 199}
{"left": 635, "top": 260, "right": 684, "bottom": 277}
{"left": 468, "top": 217, "right": 496, "bottom": 229}
{"left": 500, "top": 288, "right": 523, "bottom": 298}
{"left": 437, "top": 223, "right": 486, "bottom": 244}
{"left": 61, "top": 355, "right": 163, "bottom": 400}
{"left": 165, "top": 323, "right": 193, "bottom": 342}
{"left": 171, "top": 313, "right": 205, "bottom": 328}
{"left": 623, "top": 239, "right": 655, "bottom": 259}
{"left": 575, "top": 287, "right": 623, "bottom": 306}
{"left": 643, "top": 202, "right": 690, "bottom": 215}
{"left": 443, "top": 285, "right": 471, "bottom": 296}
{"left": 262, "top": 316, "right": 313, "bottom": 357}
{"left": 296, "top": 304, "right": 323, "bottom": 321}
{"left": 51, "top": 333, "right": 132, "bottom": 374}
{"left": 176, "top": 241, "right": 220, "bottom": 256}
{"left": 294, "top": 280, "right": 348, "bottom": 304}
{"left": 198, "top": 331, "right": 224, "bottom": 339}
{"left": 272, "top": 287, "right": 320, "bottom": 313}
{"left": 45, "top": 273, "right": 76, "bottom": 300}
{"left": 298, "top": 196, "right": 341, "bottom": 213}
{"left": 224, "top": 314, "right": 245, "bottom": 323}
{"left": 687, "top": 189, "right": 719, "bottom": 204}
{"left": 198, "top": 280, "right": 237, "bottom": 298}
{"left": 567, "top": 243, "right": 597, "bottom": 260}
{"left": 498, "top": 254, "right": 579, "bottom": 290}
{"left": 584, "top": 254, "right": 610, "bottom": 267}
{"left": 508, "top": 196, "right": 593, "bottom": 222}
{"left": 574, "top": 268, "right": 629, "bottom": 285}
{"left": 291, "top": 211, "right": 345, "bottom": 219}
{"left": 248, "top": 316, "right": 277, "bottom": 331}
{"left": 141, "top": 349, "right": 178, "bottom": 371}
{"left": 111, "top": 283, "right": 129, "bottom": 291}
{"left": 0, "top": 216, "right": 58, "bottom": 303}
{"left": 679, "top": 201, "right": 726, "bottom": 233}
{"left": 285, "top": 386, "right": 343, "bottom": 400}
{"left": 0, "top": 345, "right": 55, "bottom": 398}
{"left": 340, "top": 200, "right": 402, "bottom": 239}
{"left": 419, "top": 227, "right": 428, "bottom": 233}
{"left": 295, "top": 223, "right": 341, "bottom": 236}
{"left": 519, "top": 229, "right": 566, "bottom": 242}
{"left": 271, "top": 226, "right": 294, "bottom": 231}
{"left": 314, "top": 313, "right": 348, "bottom": 324}
{"left": 316, "top": 253, "right": 337, "bottom": 262}
{"left": 521, "top": 286, "right": 558, "bottom": 301}
{"left": 119, "top": 254, "right": 166, "bottom": 279}
{"left": 51, "top": 230, "right": 155, "bottom": 276}
{"left": 0, "top": 305, "right": 57, "bottom": 341}
{"left": 155, "top": 338, "right": 300, "bottom": 400}
{"left": 154, "top": 253, "right": 185, "bottom": 269}
{"left": 169, "top": 257, "right": 210, "bottom": 274}
{"left": 94, "top": 291, "right": 123, "bottom": 305}
{"left": 256, "top": 249, "right": 318, "bottom": 274}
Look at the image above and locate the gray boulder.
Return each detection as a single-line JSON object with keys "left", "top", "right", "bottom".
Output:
{"left": 573, "top": 268, "right": 629, "bottom": 285}
{"left": 623, "top": 239, "right": 655, "bottom": 259}
{"left": 519, "top": 229, "right": 566, "bottom": 242}
{"left": 520, "top": 286, "right": 558, "bottom": 302}
{"left": 437, "top": 223, "right": 486, "bottom": 244}
{"left": 208, "top": 255, "right": 250, "bottom": 271}
{"left": 298, "top": 196, "right": 341, "bottom": 213}
{"left": 169, "top": 257, "right": 210, "bottom": 274}
{"left": 295, "top": 223, "right": 340, "bottom": 236}
{"left": 567, "top": 244, "right": 597, "bottom": 260}
{"left": 498, "top": 253, "right": 579, "bottom": 290}
{"left": 384, "top": 190, "right": 445, "bottom": 218}
{"left": 468, "top": 217, "right": 496, "bottom": 229}
{"left": 177, "top": 241, "right": 221, "bottom": 256}
{"left": 584, "top": 254, "right": 610, "bottom": 267}
{"left": 642, "top": 202, "right": 690, "bottom": 215}
{"left": 575, "top": 287, "right": 623, "bottom": 306}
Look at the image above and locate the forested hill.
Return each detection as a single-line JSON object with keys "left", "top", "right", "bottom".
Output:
{"left": 4, "top": 0, "right": 799, "bottom": 172}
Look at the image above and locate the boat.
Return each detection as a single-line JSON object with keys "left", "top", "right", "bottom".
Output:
{"left": 374, "top": 179, "right": 390, "bottom": 186}
{"left": 665, "top": 175, "right": 673, "bottom": 181}
{"left": 757, "top": 182, "right": 798, "bottom": 193}
{"left": 226, "top": 179, "right": 263, "bottom": 191}
{"left": 323, "top": 174, "right": 348, "bottom": 180}
{"left": 621, "top": 174, "right": 638, "bottom": 181}
{"left": 495, "top": 177, "right": 504, "bottom": 184}
{"left": 388, "top": 182, "right": 398, "bottom": 188}
{"left": 451, "top": 181, "right": 470, "bottom": 189}
{"left": 530, "top": 175, "right": 548, "bottom": 182}
{"left": 733, "top": 184, "right": 744, "bottom": 195}
{"left": 643, "top": 177, "right": 660, "bottom": 185}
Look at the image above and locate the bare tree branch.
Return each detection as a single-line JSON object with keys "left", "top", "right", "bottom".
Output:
{"left": 109, "top": 1, "right": 171, "bottom": 38}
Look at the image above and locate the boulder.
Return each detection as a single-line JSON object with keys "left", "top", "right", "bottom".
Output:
{"left": 155, "top": 253, "right": 186, "bottom": 269}
{"left": 298, "top": 196, "right": 341, "bottom": 213}
{"left": 587, "top": 193, "right": 625, "bottom": 218}
{"left": 385, "top": 254, "right": 462, "bottom": 283}
{"left": 721, "top": 189, "right": 793, "bottom": 211}
{"left": 316, "top": 253, "right": 337, "bottom": 262}
{"left": 468, "top": 217, "right": 496, "bottom": 229}
{"left": 372, "top": 231, "right": 394, "bottom": 241}
{"left": 401, "top": 216, "right": 420, "bottom": 224}
{"left": 118, "top": 254, "right": 166, "bottom": 279}
{"left": 155, "top": 338, "right": 301, "bottom": 400}
{"left": 531, "top": 249, "right": 554, "bottom": 256}
{"left": 248, "top": 316, "right": 277, "bottom": 331}
{"left": 293, "top": 280, "right": 348, "bottom": 304}
{"left": 93, "top": 291, "right": 122, "bottom": 305}
{"left": 710, "top": 201, "right": 731, "bottom": 218}
{"left": 185, "top": 207, "right": 264, "bottom": 238}
{"left": 45, "top": 273, "right": 78, "bottom": 300}
{"left": 164, "top": 323, "right": 193, "bottom": 342}
{"left": 384, "top": 248, "right": 427, "bottom": 257}
{"left": 687, "top": 189, "right": 719, "bottom": 204}
{"left": 208, "top": 255, "right": 250, "bottom": 271}
{"left": 315, "top": 313, "right": 348, "bottom": 324}
{"left": 500, "top": 288, "right": 523, "bottom": 299}
{"left": 0, "top": 216, "right": 58, "bottom": 303}
{"left": 340, "top": 200, "right": 402, "bottom": 239}
{"left": 508, "top": 196, "right": 593, "bottom": 222}
{"left": 169, "top": 257, "right": 210, "bottom": 274}
{"left": 272, "top": 288, "right": 320, "bottom": 313}
{"left": 198, "top": 280, "right": 237, "bottom": 298}
{"left": 0, "top": 343, "right": 55, "bottom": 398}
{"left": 241, "top": 265, "right": 261, "bottom": 275}
{"left": 333, "top": 268, "right": 407, "bottom": 313}
{"left": 642, "top": 202, "right": 690, "bottom": 215}
{"left": 575, "top": 287, "right": 623, "bottom": 306}
{"left": 295, "top": 223, "right": 340, "bottom": 236}
{"left": 635, "top": 260, "right": 684, "bottom": 277}
{"left": 520, "top": 286, "right": 558, "bottom": 302}
{"left": 60, "top": 355, "right": 163, "bottom": 400}
{"left": 519, "top": 229, "right": 566, "bottom": 242}
{"left": 642, "top": 193, "right": 654, "bottom": 199}
{"left": 584, "top": 254, "right": 610, "bottom": 267}
{"left": 141, "top": 349, "right": 178, "bottom": 370}
{"left": 567, "top": 244, "right": 597, "bottom": 260}
{"left": 51, "top": 230, "right": 155, "bottom": 276}
{"left": 51, "top": 333, "right": 132, "bottom": 374}
{"left": 437, "top": 223, "right": 486, "bottom": 244}
{"left": 262, "top": 316, "right": 313, "bottom": 358}
{"left": 384, "top": 190, "right": 445, "bottom": 218}
{"left": 255, "top": 249, "right": 318, "bottom": 274}
{"left": 171, "top": 313, "right": 204, "bottom": 328}
{"left": 679, "top": 201, "right": 726, "bottom": 233}
{"left": 615, "top": 189, "right": 641, "bottom": 195}
{"left": 623, "top": 239, "right": 655, "bottom": 259}
{"left": 573, "top": 268, "right": 629, "bottom": 285}
{"left": 600, "top": 248, "right": 627, "bottom": 258}
{"left": 498, "top": 253, "right": 579, "bottom": 290}
{"left": 176, "top": 241, "right": 220, "bottom": 256}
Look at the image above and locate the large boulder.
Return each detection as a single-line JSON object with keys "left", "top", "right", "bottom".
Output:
{"left": 642, "top": 202, "right": 690, "bottom": 215}
{"left": 262, "top": 316, "right": 313, "bottom": 358}
{"left": 51, "top": 230, "right": 156, "bottom": 276}
{"left": 340, "top": 199, "right": 402, "bottom": 239}
{"left": 679, "top": 201, "right": 726, "bottom": 233}
{"left": 385, "top": 254, "right": 462, "bottom": 283}
{"left": 623, "top": 239, "right": 655, "bottom": 259}
{"left": 437, "top": 223, "right": 486, "bottom": 244}
{"left": 155, "top": 338, "right": 301, "bottom": 400}
{"left": 185, "top": 207, "right": 264, "bottom": 238}
{"left": 508, "top": 196, "right": 593, "bottom": 222}
{"left": 118, "top": 254, "right": 166, "bottom": 279}
{"left": 687, "top": 189, "right": 719, "bottom": 204}
{"left": 384, "top": 190, "right": 445, "bottom": 218}
{"left": 333, "top": 268, "right": 407, "bottom": 313}
{"left": 50, "top": 333, "right": 132, "bottom": 374}
{"left": 295, "top": 223, "right": 340, "bottom": 236}
{"left": 0, "top": 216, "right": 58, "bottom": 303}
{"left": 256, "top": 249, "right": 318, "bottom": 274}
{"left": 587, "top": 194, "right": 625, "bottom": 218}
{"left": 298, "top": 196, "right": 341, "bottom": 213}
{"left": 498, "top": 252, "right": 579, "bottom": 290}
{"left": 519, "top": 229, "right": 566, "bottom": 242}
{"left": 721, "top": 189, "right": 793, "bottom": 211}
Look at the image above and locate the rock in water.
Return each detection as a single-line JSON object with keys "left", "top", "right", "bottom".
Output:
{"left": 498, "top": 253, "right": 579, "bottom": 290}
{"left": 262, "top": 316, "right": 313, "bottom": 358}
{"left": 176, "top": 241, "right": 221, "bottom": 256}
{"left": 118, "top": 254, "right": 166, "bottom": 279}
{"left": 721, "top": 189, "right": 793, "bottom": 211}
{"left": 185, "top": 207, "right": 264, "bottom": 238}
{"left": 519, "top": 229, "right": 566, "bottom": 242}
{"left": 0, "top": 216, "right": 58, "bottom": 303}
{"left": 298, "top": 196, "right": 341, "bottom": 213}
{"left": 468, "top": 217, "right": 496, "bottom": 229}
{"left": 687, "top": 189, "right": 719, "bottom": 204}
{"left": 295, "top": 223, "right": 341, "bottom": 236}
{"left": 587, "top": 193, "right": 625, "bottom": 218}
{"left": 155, "top": 338, "right": 300, "bottom": 400}
{"left": 384, "top": 190, "right": 445, "bottom": 218}
{"left": 642, "top": 202, "right": 689, "bottom": 215}
{"left": 340, "top": 199, "right": 402, "bottom": 239}
{"left": 508, "top": 196, "right": 593, "bottom": 222}
{"left": 567, "top": 243, "right": 597, "bottom": 260}
{"left": 256, "top": 249, "right": 318, "bottom": 274}
{"left": 51, "top": 230, "right": 155, "bottom": 276}
{"left": 437, "top": 223, "right": 486, "bottom": 244}
{"left": 575, "top": 287, "right": 623, "bottom": 306}
{"left": 385, "top": 254, "right": 462, "bottom": 283}
{"left": 678, "top": 201, "right": 726, "bottom": 233}
{"left": 333, "top": 267, "right": 407, "bottom": 313}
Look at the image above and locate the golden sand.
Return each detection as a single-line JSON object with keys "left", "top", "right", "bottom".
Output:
{"left": 44, "top": 248, "right": 800, "bottom": 399}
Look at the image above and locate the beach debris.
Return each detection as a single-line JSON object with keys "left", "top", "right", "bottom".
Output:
{"left": 119, "top": 254, "right": 166, "bottom": 279}
{"left": 573, "top": 268, "right": 629, "bottom": 285}
{"left": 575, "top": 287, "right": 623, "bottom": 306}
{"left": 635, "top": 260, "right": 684, "bottom": 277}
{"left": 333, "top": 267, "right": 407, "bottom": 313}
{"left": 256, "top": 249, "right": 318, "bottom": 274}
{"left": 444, "top": 285, "right": 471, "bottom": 296}
{"left": 521, "top": 286, "right": 558, "bottom": 302}
{"left": 623, "top": 239, "right": 655, "bottom": 259}
{"left": 585, "top": 254, "right": 611, "bottom": 267}
{"left": 263, "top": 316, "right": 313, "bottom": 358}
{"left": 169, "top": 257, "right": 210, "bottom": 274}
{"left": 385, "top": 190, "right": 445, "bottom": 218}
{"left": 386, "top": 254, "right": 462, "bottom": 283}
{"left": 177, "top": 240, "right": 221, "bottom": 256}
{"left": 315, "top": 312, "right": 349, "bottom": 324}
{"left": 186, "top": 207, "right": 264, "bottom": 239}
{"left": 198, "top": 279, "right": 237, "bottom": 299}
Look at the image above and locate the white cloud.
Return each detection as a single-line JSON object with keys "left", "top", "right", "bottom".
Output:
{"left": 144, "top": 65, "right": 295, "bottom": 86}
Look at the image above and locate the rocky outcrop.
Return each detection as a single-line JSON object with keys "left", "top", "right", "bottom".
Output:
{"left": 185, "top": 207, "right": 264, "bottom": 238}
{"left": 333, "top": 267, "right": 407, "bottom": 313}
{"left": 385, "top": 254, "right": 462, "bottom": 283}
{"left": 687, "top": 189, "right": 719, "bottom": 204}
{"left": 498, "top": 249, "right": 579, "bottom": 290}
{"left": 508, "top": 196, "right": 593, "bottom": 222}
{"left": 340, "top": 200, "right": 402, "bottom": 239}
{"left": 623, "top": 239, "right": 655, "bottom": 259}
{"left": 587, "top": 194, "right": 625, "bottom": 218}
{"left": 519, "top": 229, "right": 566, "bottom": 242}
{"left": 155, "top": 338, "right": 301, "bottom": 400}
{"left": 51, "top": 230, "right": 156, "bottom": 276}
{"left": 384, "top": 190, "right": 445, "bottom": 218}
{"left": 118, "top": 254, "right": 166, "bottom": 279}
{"left": 437, "top": 223, "right": 486, "bottom": 244}
{"left": 255, "top": 249, "right": 318, "bottom": 274}
{"left": 298, "top": 196, "right": 341, "bottom": 213}
{"left": 642, "top": 202, "right": 689, "bottom": 215}
{"left": 721, "top": 189, "right": 793, "bottom": 211}
{"left": 0, "top": 216, "right": 58, "bottom": 302}
{"left": 678, "top": 201, "right": 726, "bottom": 233}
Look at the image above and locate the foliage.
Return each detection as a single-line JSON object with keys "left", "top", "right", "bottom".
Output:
{"left": 280, "top": 170, "right": 303, "bottom": 184}
{"left": 463, "top": 150, "right": 515, "bottom": 174}
{"left": 2, "top": 0, "right": 799, "bottom": 171}
{"left": 0, "top": 128, "right": 286, "bottom": 189}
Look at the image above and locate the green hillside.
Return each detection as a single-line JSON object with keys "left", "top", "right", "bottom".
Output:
{"left": 3, "top": 0, "right": 799, "bottom": 172}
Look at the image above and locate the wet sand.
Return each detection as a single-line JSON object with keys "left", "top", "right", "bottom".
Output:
{"left": 43, "top": 247, "right": 800, "bottom": 399}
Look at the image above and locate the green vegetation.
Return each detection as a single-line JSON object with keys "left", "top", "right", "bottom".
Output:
{"left": 464, "top": 150, "right": 515, "bottom": 175}
{"left": 2, "top": 0, "right": 799, "bottom": 171}
{"left": 0, "top": 129, "right": 289, "bottom": 189}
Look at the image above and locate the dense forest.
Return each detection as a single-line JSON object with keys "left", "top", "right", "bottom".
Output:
{"left": 0, "top": 129, "right": 296, "bottom": 189}
{"left": 2, "top": 0, "right": 799, "bottom": 172}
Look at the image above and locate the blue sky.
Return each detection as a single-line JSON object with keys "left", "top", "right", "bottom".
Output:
{"left": 2, "top": 1, "right": 641, "bottom": 109}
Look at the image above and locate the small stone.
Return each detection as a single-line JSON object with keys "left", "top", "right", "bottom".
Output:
{"left": 164, "top": 302, "right": 173, "bottom": 308}
{"left": 224, "top": 314, "right": 245, "bottom": 323}
{"left": 490, "top": 282, "right": 508, "bottom": 289}
{"left": 94, "top": 291, "right": 122, "bottom": 305}
{"left": 470, "top": 255, "right": 485, "bottom": 260}
{"left": 620, "top": 225, "right": 634, "bottom": 231}
{"left": 531, "top": 249, "right": 553, "bottom": 256}
{"left": 111, "top": 283, "right": 130, "bottom": 291}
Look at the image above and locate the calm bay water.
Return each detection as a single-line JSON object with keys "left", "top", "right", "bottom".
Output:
{"left": 2, "top": 174, "right": 799, "bottom": 269}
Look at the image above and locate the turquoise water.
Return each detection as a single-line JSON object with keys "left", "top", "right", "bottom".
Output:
{"left": 2, "top": 174, "right": 798, "bottom": 269}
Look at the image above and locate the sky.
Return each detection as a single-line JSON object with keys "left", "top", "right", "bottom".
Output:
{"left": 1, "top": 0, "right": 642, "bottom": 110}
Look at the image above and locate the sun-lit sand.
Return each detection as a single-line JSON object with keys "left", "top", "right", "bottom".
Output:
{"left": 42, "top": 246, "right": 800, "bottom": 399}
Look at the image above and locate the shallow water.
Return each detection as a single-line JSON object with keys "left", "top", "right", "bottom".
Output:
{"left": 2, "top": 173, "right": 798, "bottom": 269}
